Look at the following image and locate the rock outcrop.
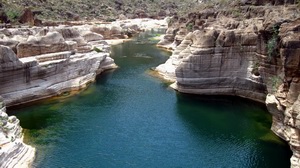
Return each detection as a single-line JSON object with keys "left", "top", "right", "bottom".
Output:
{"left": 156, "top": 4, "right": 300, "bottom": 167}
{"left": 156, "top": 14, "right": 268, "bottom": 102}
{"left": 0, "top": 96, "right": 35, "bottom": 168}
{"left": 262, "top": 18, "right": 300, "bottom": 168}
{"left": 0, "top": 24, "right": 119, "bottom": 106}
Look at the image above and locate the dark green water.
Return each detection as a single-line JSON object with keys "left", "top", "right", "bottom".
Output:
{"left": 9, "top": 31, "right": 291, "bottom": 168}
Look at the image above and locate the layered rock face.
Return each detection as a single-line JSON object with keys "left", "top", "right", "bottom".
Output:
{"left": 157, "top": 12, "right": 269, "bottom": 102}
{"left": 262, "top": 18, "right": 300, "bottom": 167}
{"left": 0, "top": 97, "right": 35, "bottom": 168}
{"left": 174, "top": 28, "right": 266, "bottom": 102}
{"left": 0, "top": 19, "right": 167, "bottom": 107}
{"left": 156, "top": 4, "right": 300, "bottom": 167}
{"left": 0, "top": 25, "right": 117, "bottom": 106}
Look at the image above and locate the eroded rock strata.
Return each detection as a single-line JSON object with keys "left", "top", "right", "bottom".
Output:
{"left": 0, "top": 26, "right": 117, "bottom": 106}
{"left": 0, "top": 19, "right": 166, "bottom": 106}
{"left": 264, "top": 18, "right": 300, "bottom": 168}
{"left": 0, "top": 97, "right": 35, "bottom": 168}
{"left": 0, "top": 18, "right": 166, "bottom": 167}
{"left": 156, "top": 4, "right": 300, "bottom": 167}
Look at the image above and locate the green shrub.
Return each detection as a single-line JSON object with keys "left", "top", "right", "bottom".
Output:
{"left": 186, "top": 23, "right": 194, "bottom": 32}
{"left": 93, "top": 47, "right": 103, "bottom": 53}
{"left": 232, "top": 9, "right": 241, "bottom": 18}
{"left": 267, "top": 26, "right": 279, "bottom": 61}
{"left": 267, "top": 37, "right": 277, "bottom": 59}
{"left": 269, "top": 76, "right": 281, "bottom": 93}
{"left": 251, "top": 62, "right": 260, "bottom": 76}
{"left": 5, "top": 8, "right": 21, "bottom": 22}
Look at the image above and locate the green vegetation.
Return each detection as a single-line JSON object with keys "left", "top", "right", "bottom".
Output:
{"left": 148, "top": 33, "right": 162, "bottom": 41}
{"left": 186, "top": 22, "right": 194, "bottom": 32}
{"left": 267, "top": 26, "right": 280, "bottom": 61}
{"left": 0, "top": 0, "right": 201, "bottom": 21}
{"left": 5, "top": 9, "right": 21, "bottom": 21}
{"left": 196, "top": 0, "right": 240, "bottom": 10}
{"left": 93, "top": 47, "right": 103, "bottom": 53}
{"left": 232, "top": 8, "right": 242, "bottom": 18}
{"left": 251, "top": 62, "right": 260, "bottom": 76}
{"left": 267, "top": 37, "right": 277, "bottom": 59}
{"left": 1, "top": 2, "right": 22, "bottom": 23}
{"left": 269, "top": 76, "right": 281, "bottom": 93}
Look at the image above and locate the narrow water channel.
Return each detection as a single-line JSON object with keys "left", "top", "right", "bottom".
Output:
{"left": 10, "top": 31, "right": 291, "bottom": 168}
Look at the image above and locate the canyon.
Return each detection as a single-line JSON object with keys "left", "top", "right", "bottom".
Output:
{"left": 0, "top": 19, "right": 166, "bottom": 167}
{"left": 0, "top": 1, "right": 299, "bottom": 167}
{"left": 155, "top": 2, "right": 300, "bottom": 167}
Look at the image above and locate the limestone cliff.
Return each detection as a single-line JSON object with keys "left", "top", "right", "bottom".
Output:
{"left": 0, "top": 97, "right": 35, "bottom": 168}
{"left": 0, "top": 19, "right": 166, "bottom": 107}
{"left": 263, "top": 18, "right": 300, "bottom": 168}
{"left": 156, "top": 4, "right": 300, "bottom": 167}
{"left": 0, "top": 25, "right": 118, "bottom": 106}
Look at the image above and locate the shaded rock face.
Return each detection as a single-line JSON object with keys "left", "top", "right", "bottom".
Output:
{"left": 0, "top": 97, "right": 35, "bottom": 168}
{"left": 156, "top": 5, "right": 300, "bottom": 167}
{"left": 261, "top": 18, "right": 300, "bottom": 168}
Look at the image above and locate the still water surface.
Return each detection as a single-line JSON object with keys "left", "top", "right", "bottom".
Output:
{"left": 10, "top": 31, "right": 291, "bottom": 168}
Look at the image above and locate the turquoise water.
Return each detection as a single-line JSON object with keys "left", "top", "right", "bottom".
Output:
{"left": 10, "top": 31, "right": 291, "bottom": 168}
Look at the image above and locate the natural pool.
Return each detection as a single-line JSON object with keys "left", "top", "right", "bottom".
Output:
{"left": 9, "top": 31, "right": 291, "bottom": 168}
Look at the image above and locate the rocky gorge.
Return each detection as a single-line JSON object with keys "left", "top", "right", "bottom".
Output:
{"left": 0, "top": 1, "right": 299, "bottom": 167}
{"left": 0, "top": 18, "right": 167, "bottom": 167}
{"left": 155, "top": 2, "right": 300, "bottom": 167}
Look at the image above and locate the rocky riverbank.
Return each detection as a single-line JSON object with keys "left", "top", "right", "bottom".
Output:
{"left": 0, "top": 97, "right": 35, "bottom": 168}
{"left": 0, "top": 18, "right": 167, "bottom": 167}
{"left": 155, "top": 2, "right": 300, "bottom": 167}
{"left": 0, "top": 18, "right": 167, "bottom": 107}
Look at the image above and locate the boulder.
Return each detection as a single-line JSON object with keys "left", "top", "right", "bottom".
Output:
{"left": 0, "top": 39, "right": 19, "bottom": 54}
{"left": 0, "top": 45, "right": 21, "bottom": 64}
{"left": 18, "top": 8, "right": 34, "bottom": 25}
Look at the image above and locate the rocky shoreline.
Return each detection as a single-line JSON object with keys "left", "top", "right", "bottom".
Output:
{"left": 0, "top": 97, "right": 35, "bottom": 168}
{"left": 0, "top": 4, "right": 299, "bottom": 166}
{"left": 155, "top": 3, "right": 300, "bottom": 168}
{"left": 0, "top": 18, "right": 167, "bottom": 167}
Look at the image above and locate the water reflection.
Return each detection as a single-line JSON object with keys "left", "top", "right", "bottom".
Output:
{"left": 175, "top": 93, "right": 291, "bottom": 167}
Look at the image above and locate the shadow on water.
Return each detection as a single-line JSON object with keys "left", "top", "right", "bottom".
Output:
{"left": 175, "top": 93, "right": 292, "bottom": 168}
